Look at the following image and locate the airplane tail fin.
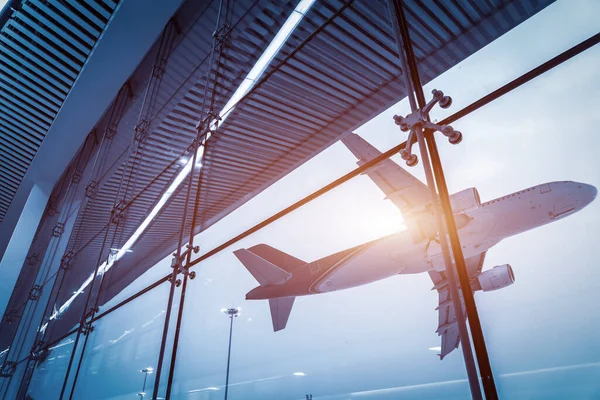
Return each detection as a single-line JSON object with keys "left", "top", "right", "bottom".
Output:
{"left": 247, "top": 244, "right": 305, "bottom": 272}
{"left": 234, "top": 245, "right": 304, "bottom": 331}
{"left": 233, "top": 248, "right": 291, "bottom": 286}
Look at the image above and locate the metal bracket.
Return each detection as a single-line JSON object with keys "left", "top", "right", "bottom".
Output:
{"left": 85, "top": 180, "right": 98, "bottom": 199}
{"left": 152, "top": 58, "right": 168, "bottom": 79}
{"left": 0, "top": 362, "right": 16, "bottom": 377}
{"left": 111, "top": 200, "right": 127, "bottom": 225}
{"left": 29, "top": 341, "right": 48, "bottom": 361}
{"left": 80, "top": 307, "right": 99, "bottom": 336}
{"left": 213, "top": 23, "right": 231, "bottom": 49}
{"left": 134, "top": 119, "right": 150, "bottom": 142}
{"left": 60, "top": 251, "right": 75, "bottom": 271}
{"left": 104, "top": 126, "right": 117, "bottom": 139}
{"left": 71, "top": 170, "right": 83, "bottom": 184}
{"left": 52, "top": 222, "right": 65, "bottom": 237}
{"left": 4, "top": 309, "right": 20, "bottom": 324}
{"left": 393, "top": 89, "right": 462, "bottom": 167}
{"left": 170, "top": 244, "right": 200, "bottom": 286}
{"left": 46, "top": 203, "right": 58, "bottom": 217}
{"left": 28, "top": 284, "right": 43, "bottom": 301}
{"left": 80, "top": 321, "right": 94, "bottom": 336}
{"left": 27, "top": 253, "right": 40, "bottom": 266}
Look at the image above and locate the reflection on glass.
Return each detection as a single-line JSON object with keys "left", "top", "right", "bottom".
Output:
{"left": 27, "top": 335, "right": 77, "bottom": 399}
{"left": 443, "top": 43, "right": 600, "bottom": 399}
{"left": 168, "top": 167, "right": 473, "bottom": 399}
{"left": 66, "top": 283, "right": 171, "bottom": 399}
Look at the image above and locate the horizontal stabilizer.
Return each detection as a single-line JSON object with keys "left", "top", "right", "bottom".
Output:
{"left": 233, "top": 249, "right": 291, "bottom": 286}
{"left": 269, "top": 296, "right": 295, "bottom": 331}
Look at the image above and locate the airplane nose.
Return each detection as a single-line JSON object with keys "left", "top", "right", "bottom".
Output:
{"left": 577, "top": 183, "right": 597, "bottom": 207}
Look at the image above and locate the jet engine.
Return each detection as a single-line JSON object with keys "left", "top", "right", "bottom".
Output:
{"left": 450, "top": 188, "right": 481, "bottom": 213}
{"left": 475, "top": 264, "right": 515, "bottom": 292}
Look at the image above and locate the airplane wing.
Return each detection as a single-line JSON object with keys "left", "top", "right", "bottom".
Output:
{"left": 341, "top": 133, "right": 430, "bottom": 216}
{"left": 429, "top": 252, "right": 486, "bottom": 359}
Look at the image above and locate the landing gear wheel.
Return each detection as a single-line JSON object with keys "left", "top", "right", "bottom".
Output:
{"left": 449, "top": 131, "right": 462, "bottom": 145}
{"left": 189, "top": 271, "right": 196, "bottom": 280}
{"left": 175, "top": 279, "right": 182, "bottom": 287}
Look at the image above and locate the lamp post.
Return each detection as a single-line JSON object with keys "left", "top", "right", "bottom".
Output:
{"left": 221, "top": 308, "right": 240, "bottom": 400}
{"left": 138, "top": 367, "right": 154, "bottom": 399}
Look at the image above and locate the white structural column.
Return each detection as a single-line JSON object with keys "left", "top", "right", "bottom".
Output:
{"left": 0, "top": 184, "right": 49, "bottom": 319}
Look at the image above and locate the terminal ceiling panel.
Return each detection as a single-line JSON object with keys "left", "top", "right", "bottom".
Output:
{"left": 0, "top": 0, "right": 119, "bottom": 222}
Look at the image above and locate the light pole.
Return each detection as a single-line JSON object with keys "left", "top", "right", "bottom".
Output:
{"left": 221, "top": 308, "right": 240, "bottom": 400}
{"left": 138, "top": 367, "right": 154, "bottom": 399}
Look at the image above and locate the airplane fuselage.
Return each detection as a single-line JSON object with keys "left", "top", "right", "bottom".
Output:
{"left": 246, "top": 181, "right": 596, "bottom": 300}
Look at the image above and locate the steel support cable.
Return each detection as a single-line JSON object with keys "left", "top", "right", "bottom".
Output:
{"left": 57, "top": 225, "right": 112, "bottom": 399}
{"left": 144, "top": 0, "right": 262, "bottom": 129}
{"left": 67, "top": 224, "right": 123, "bottom": 400}
{"left": 117, "top": 20, "right": 178, "bottom": 208}
{"left": 65, "top": 181, "right": 136, "bottom": 395}
{"left": 86, "top": 31, "right": 600, "bottom": 333}
{"left": 7, "top": 217, "right": 113, "bottom": 394}
{"left": 153, "top": 0, "right": 232, "bottom": 396}
{"left": 0, "top": 136, "right": 92, "bottom": 397}
{"left": 54, "top": 91, "right": 134, "bottom": 400}
{"left": 109, "top": 21, "right": 180, "bottom": 293}
{"left": 61, "top": 225, "right": 127, "bottom": 398}
{"left": 164, "top": 1, "right": 235, "bottom": 394}
{"left": 15, "top": 102, "right": 124, "bottom": 354}
{"left": 392, "top": 0, "right": 498, "bottom": 398}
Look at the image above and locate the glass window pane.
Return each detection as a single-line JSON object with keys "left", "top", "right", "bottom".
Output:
{"left": 27, "top": 334, "right": 77, "bottom": 399}
{"left": 439, "top": 43, "right": 600, "bottom": 398}
{"left": 169, "top": 166, "right": 472, "bottom": 399}
{"left": 69, "top": 282, "right": 171, "bottom": 399}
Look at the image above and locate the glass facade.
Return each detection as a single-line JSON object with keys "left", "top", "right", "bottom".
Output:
{"left": 1, "top": 0, "right": 599, "bottom": 399}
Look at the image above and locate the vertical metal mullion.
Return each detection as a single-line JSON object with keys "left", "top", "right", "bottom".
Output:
{"left": 156, "top": 0, "right": 229, "bottom": 397}
{"left": 387, "top": 1, "right": 482, "bottom": 398}
{"left": 58, "top": 224, "right": 112, "bottom": 399}
{"left": 390, "top": 1, "right": 498, "bottom": 399}
{"left": 15, "top": 135, "right": 95, "bottom": 397}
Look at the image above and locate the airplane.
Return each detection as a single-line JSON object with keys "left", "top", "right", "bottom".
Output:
{"left": 233, "top": 133, "right": 597, "bottom": 359}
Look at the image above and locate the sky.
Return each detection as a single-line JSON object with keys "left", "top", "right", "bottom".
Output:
{"left": 24, "top": 1, "right": 600, "bottom": 399}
